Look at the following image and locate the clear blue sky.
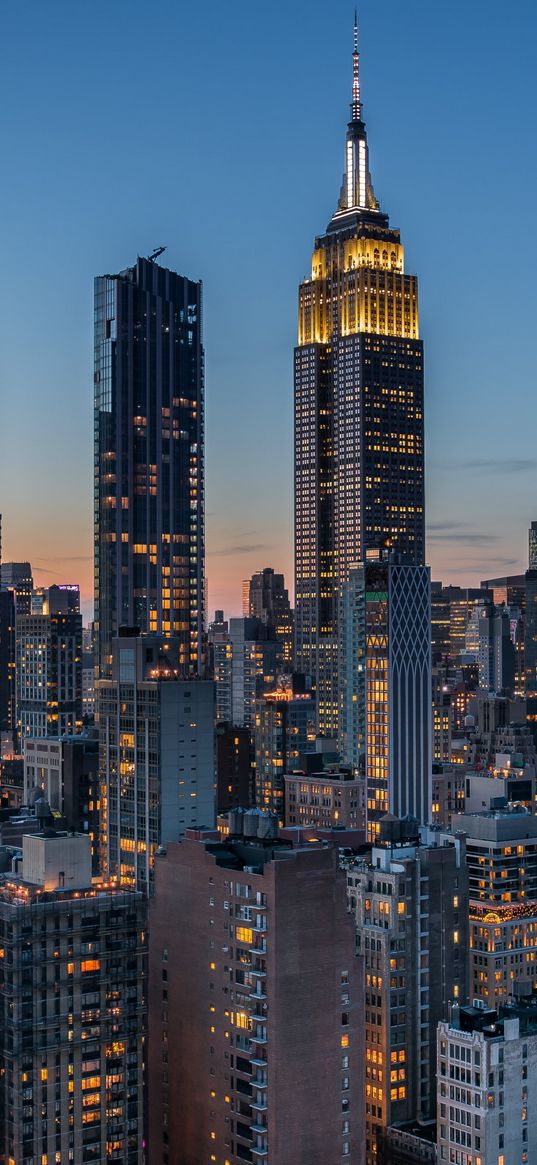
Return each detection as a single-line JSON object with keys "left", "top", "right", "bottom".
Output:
{"left": 1, "top": 0, "right": 536, "bottom": 621}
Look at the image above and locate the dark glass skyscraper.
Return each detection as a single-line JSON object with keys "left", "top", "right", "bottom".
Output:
{"left": 294, "top": 23, "right": 425, "bottom": 733}
{"left": 94, "top": 256, "right": 204, "bottom": 677}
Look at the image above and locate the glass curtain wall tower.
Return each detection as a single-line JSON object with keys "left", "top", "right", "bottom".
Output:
{"left": 94, "top": 256, "right": 204, "bottom": 678}
{"left": 294, "top": 21, "right": 425, "bottom": 734}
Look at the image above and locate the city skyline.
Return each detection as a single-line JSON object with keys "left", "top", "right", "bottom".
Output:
{"left": 1, "top": 0, "right": 536, "bottom": 621}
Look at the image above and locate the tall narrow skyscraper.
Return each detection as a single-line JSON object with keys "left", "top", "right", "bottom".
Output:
{"left": 294, "top": 21, "right": 425, "bottom": 733}
{"left": 94, "top": 256, "right": 204, "bottom": 678}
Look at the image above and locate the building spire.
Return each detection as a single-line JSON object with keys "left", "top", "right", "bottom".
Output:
{"left": 352, "top": 10, "right": 361, "bottom": 121}
{"left": 331, "top": 11, "right": 381, "bottom": 222}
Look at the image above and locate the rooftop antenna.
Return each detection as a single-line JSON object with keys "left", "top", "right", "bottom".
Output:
{"left": 352, "top": 10, "right": 361, "bottom": 121}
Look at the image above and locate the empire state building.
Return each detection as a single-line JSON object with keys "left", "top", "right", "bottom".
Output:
{"left": 294, "top": 20, "right": 425, "bottom": 734}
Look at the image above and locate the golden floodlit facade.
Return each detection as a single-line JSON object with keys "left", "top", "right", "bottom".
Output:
{"left": 294, "top": 20, "right": 425, "bottom": 734}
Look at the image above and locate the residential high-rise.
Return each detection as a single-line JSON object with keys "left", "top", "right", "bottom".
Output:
{"left": 94, "top": 256, "right": 204, "bottom": 678}
{"left": 0, "top": 831, "right": 146, "bottom": 1165}
{"left": 339, "top": 553, "right": 432, "bottom": 835}
{"left": 99, "top": 630, "right": 215, "bottom": 892}
{"left": 148, "top": 820, "right": 364, "bottom": 1165}
{"left": 453, "top": 802, "right": 537, "bottom": 1008}
{"left": 347, "top": 816, "right": 468, "bottom": 1164}
{"left": 82, "top": 622, "right": 96, "bottom": 720}
{"left": 254, "top": 676, "right": 316, "bottom": 816}
{"left": 207, "top": 610, "right": 232, "bottom": 722}
{"left": 294, "top": 20, "right": 425, "bottom": 734}
{"left": 17, "top": 584, "right": 82, "bottom": 741}
{"left": 229, "top": 617, "right": 278, "bottom": 729}
{"left": 437, "top": 996, "right": 537, "bottom": 1165}
{"left": 23, "top": 731, "right": 100, "bottom": 873}
{"left": 285, "top": 765, "right": 366, "bottom": 832}
{"left": 215, "top": 722, "right": 254, "bottom": 813}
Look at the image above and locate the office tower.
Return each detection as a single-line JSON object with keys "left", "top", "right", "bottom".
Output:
{"left": 148, "top": 820, "right": 364, "bottom": 1165}
{"left": 437, "top": 996, "right": 537, "bottom": 1165}
{"left": 0, "top": 831, "right": 146, "bottom": 1165}
{"left": 430, "top": 584, "right": 490, "bottom": 659}
{"left": 247, "top": 568, "right": 294, "bottom": 670}
{"left": 0, "top": 588, "right": 16, "bottom": 755}
{"left": 17, "top": 584, "right": 82, "bottom": 741}
{"left": 453, "top": 803, "right": 537, "bottom": 1008}
{"left": 338, "top": 566, "right": 366, "bottom": 768}
{"left": 339, "top": 554, "right": 432, "bottom": 835}
{"left": 229, "top": 617, "right": 278, "bottom": 728}
{"left": 216, "top": 722, "right": 253, "bottom": 813}
{"left": 294, "top": 21, "right": 425, "bottom": 735}
{"left": 23, "top": 731, "right": 100, "bottom": 873}
{"left": 207, "top": 610, "right": 232, "bottom": 722}
{"left": 0, "top": 560, "right": 33, "bottom": 615}
{"left": 254, "top": 676, "right": 316, "bottom": 816}
{"left": 99, "top": 630, "right": 215, "bottom": 892}
{"left": 481, "top": 573, "right": 526, "bottom": 613}
{"left": 347, "top": 816, "right": 468, "bottom": 1165}
{"left": 285, "top": 765, "right": 366, "bottom": 832}
{"left": 94, "top": 256, "right": 204, "bottom": 678}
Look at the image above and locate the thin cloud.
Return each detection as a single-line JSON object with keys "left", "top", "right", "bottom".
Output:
{"left": 35, "top": 555, "right": 92, "bottom": 563}
{"left": 427, "top": 533, "right": 499, "bottom": 544}
{"left": 459, "top": 458, "right": 537, "bottom": 474}
{"left": 209, "top": 543, "right": 270, "bottom": 558}
{"left": 426, "top": 521, "right": 471, "bottom": 532}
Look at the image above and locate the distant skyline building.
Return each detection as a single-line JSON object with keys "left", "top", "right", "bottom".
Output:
{"left": 476, "top": 603, "right": 516, "bottom": 694}
{"left": 94, "top": 256, "right": 204, "bottom": 678}
{"left": 98, "top": 631, "right": 215, "bottom": 892}
{"left": 0, "top": 560, "right": 33, "bottom": 615}
{"left": 294, "top": 20, "right": 425, "bottom": 734}
{"left": 246, "top": 567, "right": 294, "bottom": 670}
{"left": 0, "top": 589, "right": 16, "bottom": 755}
{"left": 529, "top": 521, "right": 537, "bottom": 570}
{"left": 430, "top": 583, "right": 491, "bottom": 659}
